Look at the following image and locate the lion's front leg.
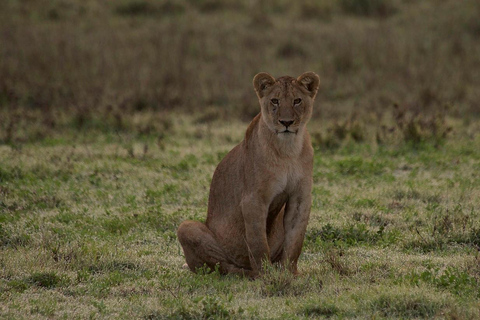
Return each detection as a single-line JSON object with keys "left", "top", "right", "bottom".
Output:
{"left": 241, "top": 195, "right": 270, "bottom": 276}
{"left": 281, "top": 187, "right": 312, "bottom": 274}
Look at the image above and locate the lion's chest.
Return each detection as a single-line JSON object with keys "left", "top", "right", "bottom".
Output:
{"left": 269, "top": 160, "right": 304, "bottom": 197}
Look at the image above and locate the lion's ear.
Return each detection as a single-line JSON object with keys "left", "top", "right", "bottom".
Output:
{"left": 253, "top": 72, "right": 276, "bottom": 99}
{"left": 297, "top": 72, "right": 320, "bottom": 99}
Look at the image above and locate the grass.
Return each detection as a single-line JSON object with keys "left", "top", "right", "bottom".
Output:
{"left": 1, "top": 113, "right": 480, "bottom": 318}
{"left": 1, "top": 0, "right": 480, "bottom": 318}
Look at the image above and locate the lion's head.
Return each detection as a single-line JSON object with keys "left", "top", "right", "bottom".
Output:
{"left": 253, "top": 72, "right": 320, "bottom": 136}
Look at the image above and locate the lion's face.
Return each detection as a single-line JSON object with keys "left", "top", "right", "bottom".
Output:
{"left": 253, "top": 72, "right": 320, "bottom": 137}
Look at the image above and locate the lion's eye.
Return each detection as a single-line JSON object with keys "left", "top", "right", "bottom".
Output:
{"left": 293, "top": 98, "right": 302, "bottom": 105}
{"left": 271, "top": 99, "right": 279, "bottom": 105}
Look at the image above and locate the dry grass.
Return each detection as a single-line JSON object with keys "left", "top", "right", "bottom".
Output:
{"left": 1, "top": 0, "right": 480, "bottom": 136}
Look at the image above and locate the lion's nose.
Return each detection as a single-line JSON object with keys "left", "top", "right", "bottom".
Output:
{"left": 279, "top": 120, "right": 294, "bottom": 128}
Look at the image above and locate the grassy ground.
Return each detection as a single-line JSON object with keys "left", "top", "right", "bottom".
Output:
{"left": 2, "top": 0, "right": 480, "bottom": 318}
{"left": 1, "top": 112, "right": 480, "bottom": 319}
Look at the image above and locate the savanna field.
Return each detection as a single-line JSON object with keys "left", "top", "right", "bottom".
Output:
{"left": 1, "top": 0, "right": 480, "bottom": 319}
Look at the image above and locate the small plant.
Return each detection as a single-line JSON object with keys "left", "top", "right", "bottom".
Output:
{"left": 368, "top": 291, "right": 443, "bottom": 318}
{"left": 102, "top": 216, "right": 135, "bottom": 235}
{"left": 196, "top": 296, "right": 231, "bottom": 319}
{"left": 0, "top": 224, "right": 31, "bottom": 248}
{"left": 469, "top": 227, "right": 480, "bottom": 247}
{"left": 307, "top": 223, "right": 385, "bottom": 247}
{"left": 402, "top": 266, "right": 479, "bottom": 297}
{"left": 335, "top": 157, "right": 385, "bottom": 177}
{"left": 27, "top": 272, "right": 65, "bottom": 289}
{"left": 260, "top": 263, "right": 295, "bottom": 297}
{"left": 173, "top": 154, "right": 199, "bottom": 173}
{"left": 299, "top": 301, "right": 340, "bottom": 318}
{"left": 155, "top": 295, "right": 238, "bottom": 319}
{"left": 322, "top": 246, "right": 350, "bottom": 276}
{"left": 7, "top": 279, "right": 29, "bottom": 292}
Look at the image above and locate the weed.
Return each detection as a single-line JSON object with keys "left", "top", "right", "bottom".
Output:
{"left": 30, "top": 298, "right": 57, "bottom": 317}
{"left": 138, "top": 207, "right": 185, "bottom": 233}
{"left": 403, "top": 206, "right": 479, "bottom": 252}
{"left": 335, "top": 157, "right": 386, "bottom": 177}
{"left": 196, "top": 296, "right": 231, "bottom": 319}
{"left": 392, "top": 188, "right": 421, "bottom": 201}
{"left": 402, "top": 266, "right": 480, "bottom": 297}
{"left": 259, "top": 262, "right": 319, "bottom": 297}
{"left": 367, "top": 291, "right": 443, "bottom": 318}
{"left": 6, "top": 279, "right": 29, "bottom": 292}
{"left": 88, "top": 260, "right": 139, "bottom": 274}
{"left": 322, "top": 246, "right": 351, "bottom": 276}
{"left": 353, "top": 197, "right": 376, "bottom": 208}
{"left": 0, "top": 224, "right": 31, "bottom": 248}
{"left": 76, "top": 269, "right": 91, "bottom": 283}
{"left": 0, "top": 166, "right": 23, "bottom": 183}
{"left": 469, "top": 227, "right": 480, "bottom": 247}
{"left": 299, "top": 302, "right": 340, "bottom": 318}
{"left": 260, "top": 263, "right": 296, "bottom": 297}
{"left": 26, "top": 272, "right": 66, "bottom": 289}
{"left": 146, "top": 306, "right": 197, "bottom": 320}
{"left": 102, "top": 216, "right": 135, "bottom": 235}
{"left": 174, "top": 155, "right": 199, "bottom": 173}
{"left": 354, "top": 212, "right": 391, "bottom": 228}
{"left": 148, "top": 295, "right": 239, "bottom": 319}
{"left": 307, "top": 223, "right": 385, "bottom": 247}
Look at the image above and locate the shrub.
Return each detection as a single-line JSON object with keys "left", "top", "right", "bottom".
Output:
{"left": 392, "top": 104, "right": 452, "bottom": 147}
{"left": 27, "top": 272, "right": 65, "bottom": 288}
{"left": 402, "top": 266, "right": 479, "bottom": 297}
{"left": 306, "top": 223, "right": 387, "bottom": 248}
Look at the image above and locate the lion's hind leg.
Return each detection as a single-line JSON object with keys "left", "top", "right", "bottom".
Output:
{"left": 177, "top": 220, "right": 254, "bottom": 277}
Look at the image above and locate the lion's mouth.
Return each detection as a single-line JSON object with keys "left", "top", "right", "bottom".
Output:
{"left": 278, "top": 129, "right": 297, "bottom": 134}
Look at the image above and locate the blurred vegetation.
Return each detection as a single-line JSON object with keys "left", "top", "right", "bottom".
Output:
{"left": 1, "top": 0, "right": 479, "bottom": 145}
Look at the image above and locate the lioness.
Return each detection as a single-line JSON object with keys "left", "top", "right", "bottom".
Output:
{"left": 177, "top": 72, "right": 320, "bottom": 277}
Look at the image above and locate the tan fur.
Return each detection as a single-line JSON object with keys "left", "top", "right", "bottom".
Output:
{"left": 177, "top": 72, "right": 320, "bottom": 277}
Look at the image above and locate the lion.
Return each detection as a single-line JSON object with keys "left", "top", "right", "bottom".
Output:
{"left": 177, "top": 72, "right": 320, "bottom": 277}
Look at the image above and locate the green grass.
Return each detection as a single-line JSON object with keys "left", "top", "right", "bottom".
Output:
{"left": 1, "top": 113, "right": 480, "bottom": 319}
